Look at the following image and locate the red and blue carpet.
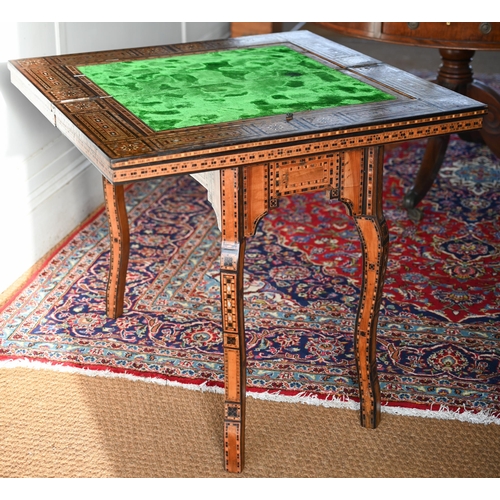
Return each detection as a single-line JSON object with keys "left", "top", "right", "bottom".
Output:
{"left": 1, "top": 131, "right": 499, "bottom": 424}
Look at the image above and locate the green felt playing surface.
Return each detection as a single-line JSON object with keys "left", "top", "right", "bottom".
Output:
{"left": 78, "top": 45, "right": 395, "bottom": 131}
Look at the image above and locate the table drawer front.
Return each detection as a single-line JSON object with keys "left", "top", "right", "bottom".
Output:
{"left": 382, "top": 22, "right": 500, "bottom": 44}
{"left": 271, "top": 154, "right": 340, "bottom": 198}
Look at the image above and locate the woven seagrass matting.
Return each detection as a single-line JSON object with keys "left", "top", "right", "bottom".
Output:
{"left": 0, "top": 366, "right": 498, "bottom": 478}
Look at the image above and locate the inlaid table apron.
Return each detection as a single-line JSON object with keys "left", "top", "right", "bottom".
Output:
{"left": 8, "top": 31, "right": 486, "bottom": 473}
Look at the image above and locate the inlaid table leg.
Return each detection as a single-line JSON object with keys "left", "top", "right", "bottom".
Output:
{"left": 340, "top": 147, "right": 388, "bottom": 428}
{"left": 219, "top": 167, "right": 247, "bottom": 473}
{"left": 353, "top": 214, "right": 388, "bottom": 427}
{"left": 102, "top": 177, "right": 130, "bottom": 319}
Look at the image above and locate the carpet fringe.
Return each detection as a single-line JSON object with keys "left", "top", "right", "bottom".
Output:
{"left": 0, "top": 358, "right": 223, "bottom": 394}
{"left": 247, "top": 389, "right": 500, "bottom": 425}
{"left": 247, "top": 388, "right": 360, "bottom": 410}
{"left": 381, "top": 404, "right": 500, "bottom": 425}
{"left": 2, "top": 357, "right": 499, "bottom": 426}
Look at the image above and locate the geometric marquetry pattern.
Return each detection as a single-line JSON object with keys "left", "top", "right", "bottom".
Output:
{"left": 221, "top": 274, "right": 238, "bottom": 334}
{"left": 101, "top": 114, "right": 483, "bottom": 184}
{"left": 269, "top": 152, "right": 341, "bottom": 199}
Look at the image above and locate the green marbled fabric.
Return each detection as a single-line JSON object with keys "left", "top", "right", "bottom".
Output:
{"left": 78, "top": 45, "right": 394, "bottom": 131}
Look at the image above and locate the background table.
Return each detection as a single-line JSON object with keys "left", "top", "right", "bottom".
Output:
{"left": 8, "top": 31, "right": 486, "bottom": 473}
{"left": 313, "top": 22, "right": 500, "bottom": 219}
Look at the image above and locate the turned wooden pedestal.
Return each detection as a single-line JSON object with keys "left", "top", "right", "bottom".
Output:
{"left": 233, "top": 23, "right": 500, "bottom": 219}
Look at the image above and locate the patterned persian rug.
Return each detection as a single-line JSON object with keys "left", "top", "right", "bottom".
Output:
{"left": 2, "top": 129, "right": 499, "bottom": 423}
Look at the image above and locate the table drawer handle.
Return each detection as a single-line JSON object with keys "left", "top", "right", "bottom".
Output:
{"left": 407, "top": 22, "right": 419, "bottom": 30}
{"left": 479, "top": 23, "right": 492, "bottom": 35}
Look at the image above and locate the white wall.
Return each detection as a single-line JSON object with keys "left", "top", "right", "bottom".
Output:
{"left": 0, "top": 22, "right": 230, "bottom": 295}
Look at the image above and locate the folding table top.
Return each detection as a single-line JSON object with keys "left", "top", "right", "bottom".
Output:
{"left": 8, "top": 30, "right": 487, "bottom": 183}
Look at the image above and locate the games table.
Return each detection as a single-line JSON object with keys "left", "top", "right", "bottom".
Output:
{"left": 8, "top": 31, "right": 486, "bottom": 473}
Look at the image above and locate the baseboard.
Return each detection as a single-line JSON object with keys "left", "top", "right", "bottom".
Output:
{"left": 20, "top": 135, "right": 92, "bottom": 215}
{"left": 0, "top": 136, "right": 104, "bottom": 295}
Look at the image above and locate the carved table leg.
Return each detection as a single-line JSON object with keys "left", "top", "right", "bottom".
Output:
{"left": 341, "top": 147, "right": 388, "bottom": 428}
{"left": 220, "top": 167, "right": 247, "bottom": 473}
{"left": 102, "top": 177, "right": 130, "bottom": 319}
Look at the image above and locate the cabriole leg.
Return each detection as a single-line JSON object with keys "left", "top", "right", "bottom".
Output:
{"left": 340, "top": 147, "right": 388, "bottom": 428}
{"left": 353, "top": 215, "right": 388, "bottom": 428}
